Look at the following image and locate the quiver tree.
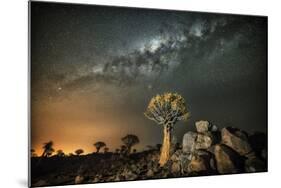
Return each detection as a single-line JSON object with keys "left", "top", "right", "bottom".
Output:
{"left": 41, "top": 141, "right": 55, "bottom": 158}
{"left": 94, "top": 141, "right": 106, "bottom": 153}
{"left": 121, "top": 134, "right": 140, "bottom": 154}
{"left": 31, "top": 149, "right": 37, "bottom": 157}
{"left": 56, "top": 149, "right": 65, "bottom": 157}
{"left": 75, "top": 149, "right": 84, "bottom": 156}
{"left": 144, "top": 92, "right": 190, "bottom": 166}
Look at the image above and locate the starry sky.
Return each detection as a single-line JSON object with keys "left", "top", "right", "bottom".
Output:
{"left": 30, "top": 2, "right": 267, "bottom": 155}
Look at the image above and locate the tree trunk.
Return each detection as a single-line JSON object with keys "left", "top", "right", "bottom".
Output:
{"left": 159, "top": 124, "right": 172, "bottom": 166}
{"left": 41, "top": 151, "right": 46, "bottom": 158}
{"left": 127, "top": 146, "right": 131, "bottom": 154}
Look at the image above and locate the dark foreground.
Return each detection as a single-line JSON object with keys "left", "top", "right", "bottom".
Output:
{"left": 31, "top": 121, "right": 267, "bottom": 187}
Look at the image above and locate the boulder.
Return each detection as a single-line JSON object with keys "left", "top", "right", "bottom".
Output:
{"left": 75, "top": 175, "right": 84, "bottom": 184}
{"left": 177, "top": 152, "right": 191, "bottom": 173}
{"left": 148, "top": 151, "right": 159, "bottom": 162}
{"left": 33, "top": 180, "right": 48, "bottom": 187}
{"left": 195, "top": 132, "right": 213, "bottom": 150}
{"left": 244, "top": 152, "right": 266, "bottom": 172}
{"left": 186, "top": 149, "right": 214, "bottom": 173}
{"left": 214, "top": 144, "right": 243, "bottom": 174}
{"left": 170, "top": 150, "right": 182, "bottom": 161}
{"left": 182, "top": 132, "right": 197, "bottom": 153}
{"left": 146, "top": 169, "right": 154, "bottom": 177}
{"left": 152, "top": 164, "right": 160, "bottom": 173}
{"left": 210, "top": 157, "right": 216, "bottom": 171}
{"left": 130, "top": 164, "right": 137, "bottom": 172}
{"left": 92, "top": 176, "right": 100, "bottom": 183}
{"left": 249, "top": 132, "right": 267, "bottom": 158}
{"left": 207, "top": 145, "right": 216, "bottom": 154}
{"left": 195, "top": 120, "right": 210, "bottom": 133}
{"left": 112, "top": 174, "right": 119, "bottom": 181}
{"left": 188, "top": 154, "right": 209, "bottom": 173}
{"left": 245, "top": 157, "right": 266, "bottom": 172}
{"left": 221, "top": 127, "right": 252, "bottom": 156}
{"left": 121, "top": 169, "right": 138, "bottom": 180}
{"left": 171, "top": 161, "right": 181, "bottom": 173}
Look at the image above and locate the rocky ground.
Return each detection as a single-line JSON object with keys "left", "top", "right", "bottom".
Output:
{"left": 31, "top": 120, "right": 267, "bottom": 187}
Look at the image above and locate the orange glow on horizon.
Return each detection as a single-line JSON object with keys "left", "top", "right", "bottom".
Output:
{"left": 31, "top": 94, "right": 160, "bottom": 157}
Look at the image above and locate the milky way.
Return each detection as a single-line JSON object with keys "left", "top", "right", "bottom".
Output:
{"left": 31, "top": 2, "right": 267, "bottom": 154}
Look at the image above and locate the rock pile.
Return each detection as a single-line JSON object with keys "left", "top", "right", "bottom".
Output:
{"left": 74, "top": 121, "right": 267, "bottom": 184}
{"left": 85, "top": 120, "right": 267, "bottom": 183}
{"left": 181, "top": 120, "right": 267, "bottom": 174}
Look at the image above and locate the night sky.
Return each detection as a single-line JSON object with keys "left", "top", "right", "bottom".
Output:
{"left": 31, "top": 2, "right": 267, "bottom": 155}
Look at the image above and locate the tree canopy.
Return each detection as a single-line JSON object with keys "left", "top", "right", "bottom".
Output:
{"left": 42, "top": 141, "right": 55, "bottom": 157}
{"left": 121, "top": 134, "right": 139, "bottom": 153}
{"left": 75, "top": 149, "right": 84, "bottom": 156}
{"left": 144, "top": 92, "right": 190, "bottom": 126}
{"left": 94, "top": 141, "right": 106, "bottom": 153}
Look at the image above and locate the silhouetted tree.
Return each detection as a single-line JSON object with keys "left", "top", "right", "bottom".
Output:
{"left": 31, "top": 149, "right": 37, "bottom": 157}
{"left": 41, "top": 141, "right": 55, "bottom": 158}
{"left": 56, "top": 149, "right": 65, "bottom": 157}
{"left": 121, "top": 134, "right": 139, "bottom": 154}
{"left": 68, "top": 153, "right": 74, "bottom": 157}
{"left": 104, "top": 147, "right": 109, "bottom": 153}
{"left": 75, "top": 149, "right": 84, "bottom": 156}
{"left": 144, "top": 92, "right": 190, "bottom": 166}
{"left": 94, "top": 141, "right": 106, "bottom": 153}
